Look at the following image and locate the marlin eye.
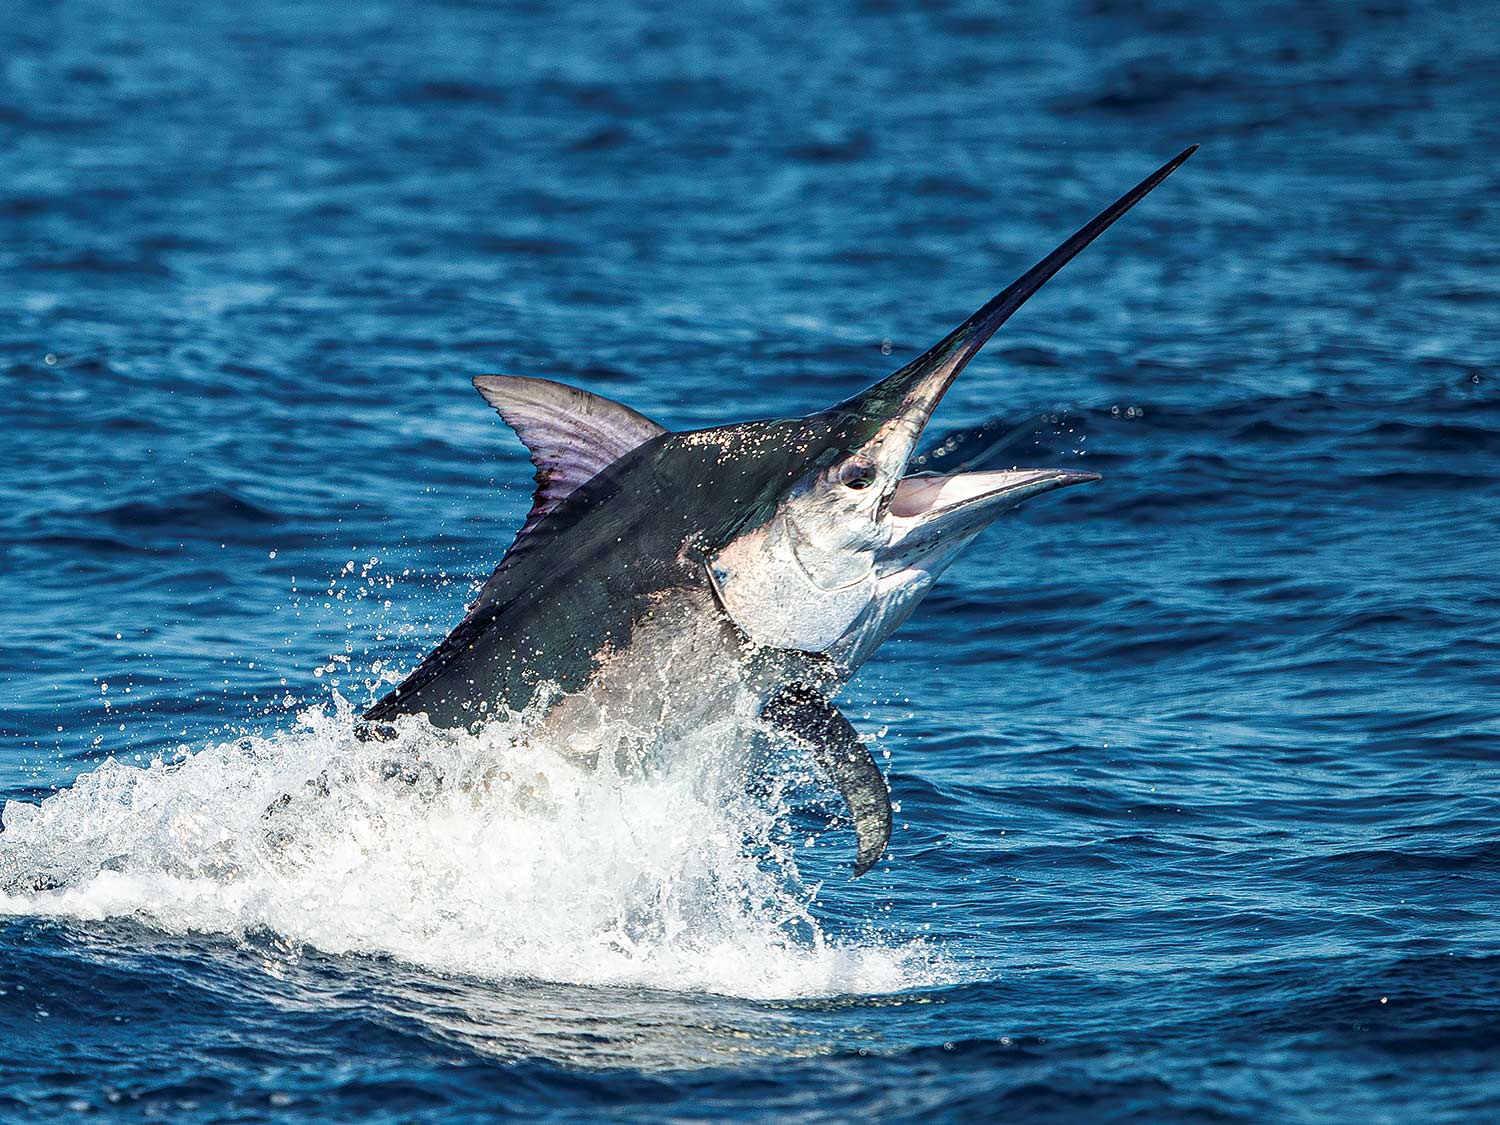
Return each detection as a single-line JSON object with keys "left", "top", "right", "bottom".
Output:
{"left": 838, "top": 459, "right": 876, "bottom": 491}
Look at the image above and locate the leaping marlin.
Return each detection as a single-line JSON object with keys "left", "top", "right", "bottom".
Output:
{"left": 366, "top": 148, "right": 1196, "bottom": 875}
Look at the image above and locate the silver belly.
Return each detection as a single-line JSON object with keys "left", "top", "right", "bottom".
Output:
{"left": 535, "top": 587, "right": 776, "bottom": 774}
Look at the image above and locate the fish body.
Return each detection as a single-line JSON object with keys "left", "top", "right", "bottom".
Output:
{"left": 367, "top": 148, "right": 1197, "bottom": 873}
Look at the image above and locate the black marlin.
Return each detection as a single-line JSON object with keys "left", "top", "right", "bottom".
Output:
{"left": 366, "top": 148, "right": 1196, "bottom": 875}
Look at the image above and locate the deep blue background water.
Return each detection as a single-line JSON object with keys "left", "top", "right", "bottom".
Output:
{"left": 3, "top": 0, "right": 1499, "bottom": 1120}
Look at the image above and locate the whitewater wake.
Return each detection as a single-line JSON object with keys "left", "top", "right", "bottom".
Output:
{"left": 0, "top": 697, "right": 948, "bottom": 1001}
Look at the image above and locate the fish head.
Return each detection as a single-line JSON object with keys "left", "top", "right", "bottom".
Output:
{"left": 706, "top": 347, "right": 1100, "bottom": 672}
{"left": 707, "top": 146, "right": 1195, "bottom": 670}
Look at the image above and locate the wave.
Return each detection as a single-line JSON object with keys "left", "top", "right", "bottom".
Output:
{"left": 86, "top": 487, "right": 282, "bottom": 531}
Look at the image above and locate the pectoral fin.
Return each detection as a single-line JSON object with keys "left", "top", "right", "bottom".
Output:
{"left": 762, "top": 685, "right": 892, "bottom": 876}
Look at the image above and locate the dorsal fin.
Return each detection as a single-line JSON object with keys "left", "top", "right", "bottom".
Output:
{"left": 472, "top": 375, "right": 667, "bottom": 552}
{"left": 364, "top": 377, "right": 664, "bottom": 725}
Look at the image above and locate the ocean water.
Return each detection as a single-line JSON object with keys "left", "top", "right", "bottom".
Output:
{"left": 3, "top": 0, "right": 1498, "bottom": 1120}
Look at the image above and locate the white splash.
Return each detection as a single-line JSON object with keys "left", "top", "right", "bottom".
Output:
{"left": 0, "top": 698, "right": 948, "bottom": 1001}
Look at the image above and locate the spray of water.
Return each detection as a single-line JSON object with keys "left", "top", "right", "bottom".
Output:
{"left": 0, "top": 695, "right": 948, "bottom": 1001}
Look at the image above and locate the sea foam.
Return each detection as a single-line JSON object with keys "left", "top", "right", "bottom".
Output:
{"left": 0, "top": 697, "right": 948, "bottom": 1001}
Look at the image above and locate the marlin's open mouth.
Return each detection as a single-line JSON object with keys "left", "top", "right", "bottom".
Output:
{"left": 889, "top": 468, "right": 1100, "bottom": 521}
{"left": 881, "top": 468, "right": 1101, "bottom": 565}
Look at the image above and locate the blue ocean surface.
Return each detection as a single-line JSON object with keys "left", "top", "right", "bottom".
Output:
{"left": 2, "top": 1, "right": 1498, "bottom": 1120}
